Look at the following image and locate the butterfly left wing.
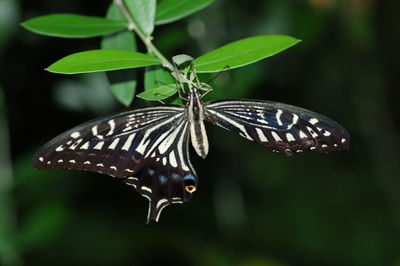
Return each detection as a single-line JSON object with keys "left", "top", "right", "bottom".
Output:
{"left": 204, "top": 99, "right": 350, "bottom": 155}
{"left": 33, "top": 106, "right": 197, "bottom": 222}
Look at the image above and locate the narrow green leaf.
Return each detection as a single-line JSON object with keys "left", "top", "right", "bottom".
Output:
{"left": 102, "top": 3, "right": 137, "bottom": 106}
{"left": 21, "top": 14, "right": 127, "bottom": 38}
{"left": 46, "top": 50, "right": 161, "bottom": 74}
{"left": 156, "top": 0, "right": 214, "bottom": 25}
{"left": 193, "top": 35, "right": 301, "bottom": 73}
{"left": 137, "top": 85, "right": 178, "bottom": 101}
{"left": 144, "top": 66, "right": 175, "bottom": 91}
{"left": 124, "top": 0, "right": 156, "bottom": 36}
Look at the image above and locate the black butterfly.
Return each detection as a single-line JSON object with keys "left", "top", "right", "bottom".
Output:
{"left": 33, "top": 86, "right": 349, "bottom": 223}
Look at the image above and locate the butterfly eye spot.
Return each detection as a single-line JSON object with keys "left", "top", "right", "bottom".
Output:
{"left": 183, "top": 174, "right": 196, "bottom": 193}
{"left": 185, "top": 185, "right": 196, "bottom": 193}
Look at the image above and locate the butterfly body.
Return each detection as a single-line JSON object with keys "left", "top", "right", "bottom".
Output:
{"left": 187, "top": 87, "right": 209, "bottom": 158}
{"left": 33, "top": 87, "right": 349, "bottom": 222}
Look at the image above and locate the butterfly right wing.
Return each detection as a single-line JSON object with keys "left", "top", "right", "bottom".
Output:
{"left": 33, "top": 106, "right": 185, "bottom": 176}
{"left": 33, "top": 105, "right": 197, "bottom": 222}
{"left": 124, "top": 117, "right": 198, "bottom": 222}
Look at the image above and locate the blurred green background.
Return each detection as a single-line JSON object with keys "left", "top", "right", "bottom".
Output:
{"left": 1, "top": 0, "right": 400, "bottom": 265}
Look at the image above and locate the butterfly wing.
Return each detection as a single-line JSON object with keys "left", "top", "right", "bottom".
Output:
{"left": 124, "top": 118, "right": 197, "bottom": 223}
{"left": 33, "top": 106, "right": 197, "bottom": 222}
{"left": 204, "top": 99, "right": 349, "bottom": 155}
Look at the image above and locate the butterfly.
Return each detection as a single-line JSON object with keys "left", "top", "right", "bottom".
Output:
{"left": 33, "top": 81, "right": 350, "bottom": 223}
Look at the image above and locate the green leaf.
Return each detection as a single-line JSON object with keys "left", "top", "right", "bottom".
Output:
{"left": 46, "top": 50, "right": 161, "bottom": 74}
{"left": 137, "top": 85, "right": 178, "bottom": 101}
{"left": 20, "top": 14, "right": 127, "bottom": 38}
{"left": 144, "top": 66, "right": 175, "bottom": 91}
{"left": 156, "top": 0, "right": 214, "bottom": 25}
{"left": 124, "top": 0, "right": 156, "bottom": 36}
{"left": 102, "top": 3, "right": 137, "bottom": 106}
{"left": 193, "top": 35, "right": 301, "bottom": 73}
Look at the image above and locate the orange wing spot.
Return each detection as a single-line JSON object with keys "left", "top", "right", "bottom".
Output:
{"left": 185, "top": 185, "right": 196, "bottom": 193}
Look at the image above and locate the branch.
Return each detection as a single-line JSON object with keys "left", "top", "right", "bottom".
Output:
{"left": 114, "top": 0, "right": 174, "bottom": 71}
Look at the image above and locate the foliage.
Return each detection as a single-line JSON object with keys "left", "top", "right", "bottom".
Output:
{"left": 21, "top": 0, "right": 299, "bottom": 105}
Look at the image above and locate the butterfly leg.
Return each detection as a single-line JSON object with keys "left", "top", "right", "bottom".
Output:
{"left": 199, "top": 83, "right": 213, "bottom": 99}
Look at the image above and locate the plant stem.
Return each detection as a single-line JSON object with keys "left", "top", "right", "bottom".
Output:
{"left": 114, "top": 0, "right": 174, "bottom": 71}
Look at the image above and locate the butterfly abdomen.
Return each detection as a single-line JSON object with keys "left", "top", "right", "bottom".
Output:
{"left": 187, "top": 88, "right": 209, "bottom": 158}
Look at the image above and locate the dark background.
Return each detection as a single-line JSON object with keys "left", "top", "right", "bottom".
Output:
{"left": 1, "top": 0, "right": 400, "bottom": 265}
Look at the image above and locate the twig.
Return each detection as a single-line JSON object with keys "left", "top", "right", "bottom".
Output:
{"left": 114, "top": 0, "right": 174, "bottom": 71}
